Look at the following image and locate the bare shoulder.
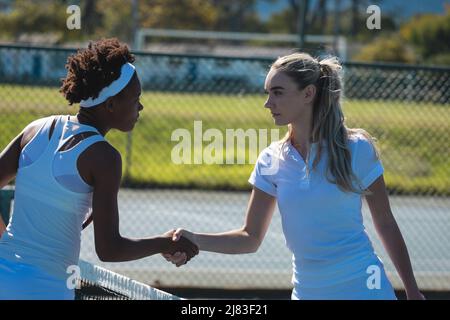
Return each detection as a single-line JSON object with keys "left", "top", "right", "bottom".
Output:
{"left": 81, "top": 141, "right": 122, "bottom": 170}
{"left": 20, "top": 117, "right": 51, "bottom": 148}
{"left": 77, "top": 141, "right": 122, "bottom": 187}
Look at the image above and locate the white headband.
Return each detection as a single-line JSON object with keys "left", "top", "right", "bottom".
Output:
{"left": 80, "top": 62, "right": 136, "bottom": 108}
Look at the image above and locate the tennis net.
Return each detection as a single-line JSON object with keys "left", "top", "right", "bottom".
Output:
{"left": 75, "top": 259, "right": 181, "bottom": 300}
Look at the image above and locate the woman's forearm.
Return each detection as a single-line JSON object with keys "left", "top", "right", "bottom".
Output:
{"left": 0, "top": 216, "right": 6, "bottom": 237}
{"left": 374, "top": 218, "right": 419, "bottom": 293}
{"left": 97, "top": 236, "right": 171, "bottom": 262}
{"left": 193, "top": 228, "right": 260, "bottom": 254}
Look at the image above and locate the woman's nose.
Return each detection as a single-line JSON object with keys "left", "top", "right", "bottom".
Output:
{"left": 264, "top": 97, "right": 273, "bottom": 109}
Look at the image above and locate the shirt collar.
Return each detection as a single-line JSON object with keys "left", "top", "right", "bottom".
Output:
{"left": 284, "top": 139, "right": 321, "bottom": 164}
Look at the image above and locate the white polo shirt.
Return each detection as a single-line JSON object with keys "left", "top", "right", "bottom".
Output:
{"left": 249, "top": 134, "right": 386, "bottom": 289}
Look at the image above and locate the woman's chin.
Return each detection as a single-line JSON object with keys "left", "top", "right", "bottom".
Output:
{"left": 273, "top": 118, "right": 288, "bottom": 126}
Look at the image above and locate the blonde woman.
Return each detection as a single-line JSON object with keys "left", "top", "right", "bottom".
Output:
{"left": 166, "top": 53, "right": 424, "bottom": 300}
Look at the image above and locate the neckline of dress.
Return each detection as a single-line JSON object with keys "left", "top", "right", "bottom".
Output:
{"left": 65, "top": 115, "right": 100, "bottom": 133}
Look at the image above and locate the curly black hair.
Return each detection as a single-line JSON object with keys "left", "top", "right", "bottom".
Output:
{"left": 60, "top": 38, "right": 135, "bottom": 105}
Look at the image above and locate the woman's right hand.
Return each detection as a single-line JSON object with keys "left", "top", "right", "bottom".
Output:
{"left": 161, "top": 228, "right": 197, "bottom": 266}
{"left": 162, "top": 228, "right": 197, "bottom": 267}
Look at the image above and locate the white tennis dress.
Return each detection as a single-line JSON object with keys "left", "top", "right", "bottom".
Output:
{"left": 0, "top": 115, "right": 105, "bottom": 300}
{"left": 249, "top": 134, "right": 397, "bottom": 300}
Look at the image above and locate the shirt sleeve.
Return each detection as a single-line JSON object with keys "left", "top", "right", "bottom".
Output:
{"left": 352, "top": 136, "right": 384, "bottom": 189}
{"left": 248, "top": 147, "right": 277, "bottom": 197}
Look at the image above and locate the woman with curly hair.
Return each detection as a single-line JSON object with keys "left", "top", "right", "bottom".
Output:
{"left": 0, "top": 38, "right": 198, "bottom": 300}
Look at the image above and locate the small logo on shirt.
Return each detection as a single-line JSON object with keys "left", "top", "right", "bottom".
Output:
{"left": 366, "top": 265, "right": 381, "bottom": 290}
{"left": 261, "top": 153, "right": 280, "bottom": 176}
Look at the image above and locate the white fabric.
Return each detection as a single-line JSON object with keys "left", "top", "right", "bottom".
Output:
{"left": 0, "top": 257, "right": 74, "bottom": 300}
{"left": 0, "top": 116, "right": 106, "bottom": 299}
{"left": 79, "top": 62, "right": 136, "bottom": 107}
{"left": 248, "top": 134, "right": 395, "bottom": 299}
{"left": 19, "top": 116, "right": 103, "bottom": 193}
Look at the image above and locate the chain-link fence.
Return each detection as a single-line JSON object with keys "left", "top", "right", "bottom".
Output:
{"left": 0, "top": 44, "right": 449, "bottom": 292}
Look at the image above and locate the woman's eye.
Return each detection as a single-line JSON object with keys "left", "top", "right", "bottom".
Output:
{"left": 274, "top": 91, "right": 282, "bottom": 96}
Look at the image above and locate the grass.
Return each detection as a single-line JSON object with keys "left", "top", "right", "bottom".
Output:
{"left": 0, "top": 83, "right": 449, "bottom": 195}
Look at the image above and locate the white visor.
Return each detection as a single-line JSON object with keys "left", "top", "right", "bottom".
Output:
{"left": 79, "top": 62, "right": 136, "bottom": 108}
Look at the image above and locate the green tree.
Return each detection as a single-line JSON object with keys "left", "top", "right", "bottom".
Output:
{"left": 76, "top": 0, "right": 219, "bottom": 45}
{"left": 266, "top": 9, "right": 296, "bottom": 33}
{"left": 266, "top": 0, "right": 396, "bottom": 39}
{"left": 0, "top": 0, "right": 68, "bottom": 40}
{"left": 138, "top": 0, "right": 217, "bottom": 30}
{"left": 83, "top": 0, "right": 103, "bottom": 36}
{"left": 310, "top": 0, "right": 328, "bottom": 33}
{"left": 92, "top": 0, "right": 133, "bottom": 42}
{"left": 353, "top": 35, "right": 416, "bottom": 63}
{"left": 400, "top": 7, "right": 450, "bottom": 59}
{"left": 210, "top": 0, "right": 270, "bottom": 33}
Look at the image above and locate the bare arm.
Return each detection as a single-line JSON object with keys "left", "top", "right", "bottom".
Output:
{"left": 0, "top": 218, "right": 5, "bottom": 236}
{"left": 0, "top": 118, "right": 49, "bottom": 189}
{"left": 0, "top": 135, "right": 19, "bottom": 235}
{"left": 0, "top": 134, "right": 22, "bottom": 190}
{"left": 88, "top": 143, "right": 198, "bottom": 262}
{"left": 0, "top": 120, "right": 43, "bottom": 235}
{"left": 174, "top": 187, "right": 277, "bottom": 254}
{"left": 365, "top": 175, "right": 424, "bottom": 299}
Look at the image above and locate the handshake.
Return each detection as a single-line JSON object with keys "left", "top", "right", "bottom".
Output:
{"left": 162, "top": 228, "right": 197, "bottom": 267}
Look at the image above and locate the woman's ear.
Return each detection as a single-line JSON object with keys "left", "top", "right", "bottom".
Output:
{"left": 105, "top": 97, "right": 115, "bottom": 112}
{"left": 303, "top": 84, "right": 317, "bottom": 104}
